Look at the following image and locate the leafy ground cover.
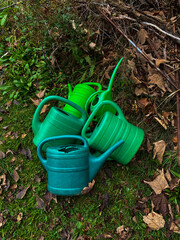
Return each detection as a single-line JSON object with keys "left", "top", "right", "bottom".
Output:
{"left": 0, "top": 0, "right": 180, "bottom": 239}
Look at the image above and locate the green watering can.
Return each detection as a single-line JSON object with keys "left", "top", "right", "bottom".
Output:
{"left": 82, "top": 100, "right": 144, "bottom": 165}
{"left": 37, "top": 135, "right": 124, "bottom": 196}
{"left": 63, "top": 82, "right": 102, "bottom": 118}
{"left": 32, "top": 96, "right": 87, "bottom": 150}
{"left": 85, "top": 57, "right": 123, "bottom": 118}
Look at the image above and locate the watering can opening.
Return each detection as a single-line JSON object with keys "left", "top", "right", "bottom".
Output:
{"left": 56, "top": 108, "right": 69, "bottom": 116}
{"left": 58, "top": 145, "right": 80, "bottom": 153}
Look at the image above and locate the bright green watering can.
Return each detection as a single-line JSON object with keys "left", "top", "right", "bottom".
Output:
{"left": 85, "top": 57, "right": 123, "bottom": 118}
{"left": 82, "top": 100, "right": 144, "bottom": 165}
{"left": 63, "top": 82, "right": 102, "bottom": 118}
{"left": 32, "top": 96, "right": 87, "bottom": 150}
{"left": 37, "top": 135, "right": 124, "bottom": 196}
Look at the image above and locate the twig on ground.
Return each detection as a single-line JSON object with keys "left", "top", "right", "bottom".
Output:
{"left": 171, "top": 7, "right": 180, "bottom": 165}
{"left": 0, "top": 1, "right": 22, "bottom": 11}
{"left": 98, "top": 8, "right": 178, "bottom": 91}
{"left": 0, "top": 52, "right": 9, "bottom": 58}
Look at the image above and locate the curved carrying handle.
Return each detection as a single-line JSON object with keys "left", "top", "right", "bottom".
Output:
{"left": 82, "top": 100, "right": 126, "bottom": 140}
{"left": 83, "top": 82, "right": 102, "bottom": 91}
{"left": 37, "top": 135, "right": 89, "bottom": 169}
{"left": 32, "top": 95, "right": 87, "bottom": 135}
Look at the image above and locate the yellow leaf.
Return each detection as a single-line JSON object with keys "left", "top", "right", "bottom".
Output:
{"left": 17, "top": 212, "right": 23, "bottom": 222}
{"left": 155, "top": 59, "right": 168, "bottom": 67}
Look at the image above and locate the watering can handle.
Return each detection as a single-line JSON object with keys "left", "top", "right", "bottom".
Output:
{"left": 37, "top": 135, "right": 89, "bottom": 169}
{"left": 83, "top": 82, "right": 102, "bottom": 90}
{"left": 32, "top": 95, "right": 87, "bottom": 135}
{"left": 82, "top": 100, "right": 126, "bottom": 140}
{"left": 84, "top": 90, "right": 103, "bottom": 114}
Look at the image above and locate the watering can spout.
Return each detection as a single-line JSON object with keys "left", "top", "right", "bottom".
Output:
{"left": 89, "top": 139, "right": 124, "bottom": 181}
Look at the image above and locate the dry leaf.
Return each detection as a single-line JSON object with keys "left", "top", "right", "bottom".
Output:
{"left": 165, "top": 170, "right": 172, "bottom": 182}
{"left": 154, "top": 117, "right": 168, "bottom": 130}
{"left": 138, "top": 28, "right": 148, "bottom": 45}
{"left": 143, "top": 210, "right": 165, "bottom": 230}
{"left": 131, "top": 72, "right": 142, "bottom": 84}
{"left": 104, "top": 65, "right": 115, "bottom": 80}
{"left": 127, "top": 59, "right": 135, "bottom": 71}
{"left": 17, "top": 212, "right": 23, "bottom": 222}
{"left": 116, "top": 225, "right": 129, "bottom": 239}
{"left": 169, "top": 219, "right": 180, "bottom": 234}
{"left": 36, "top": 195, "right": 45, "bottom": 210}
{"left": 16, "top": 185, "right": 30, "bottom": 199}
{"left": 81, "top": 180, "right": 95, "bottom": 195}
{"left": 0, "top": 151, "right": 5, "bottom": 159}
{"left": 21, "top": 133, "right": 27, "bottom": 139}
{"left": 138, "top": 98, "right": 151, "bottom": 109}
{"left": 153, "top": 140, "right": 167, "bottom": 164}
{"left": 155, "top": 59, "right": 168, "bottom": 67}
{"left": 31, "top": 98, "right": 41, "bottom": 106}
{"left": 147, "top": 139, "right": 152, "bottom": 153}
{"left": 41, "top": 104, "right": 49, "bottom": 114}
{"left": 13, "top": 170, "right": 19, "bottom": 182}
{"left": 151, "top": 194, "right": 169, "bottom": 217}
{"left": 36, "top": 88, "right": 46, "bottom": 99}
{"left": 148, "top": 73, "right": 166, "bottom": 92}
{"left": 144, "top": 169, "right": 169, "bottom": 194}
{"left": 89, "top": 42, "right": 96, "bottom": 48}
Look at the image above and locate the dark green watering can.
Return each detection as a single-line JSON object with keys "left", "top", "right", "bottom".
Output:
{"left": 63, "top": 82, "right": 102, "bottom": 118}
{"left": 32, "top": 96, "right": 87, "bottom": 150}
{"left": 82, "top": 100, "right": 144, "bottom": 165}
{"left": 85, "top": 57, "right": 123, "bottom": 118}
{"left": 37, "top": 135, "right": 124, "bottom": 196}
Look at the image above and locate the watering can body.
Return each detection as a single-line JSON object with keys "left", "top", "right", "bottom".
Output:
{"left": 85, "top": 57, "right": 123, "bottom": 118}
{"left": 82, "top": 100, "right": 144, "bottom": 165}
{"left": 63, "top": 82, "right": 102, "bottom": 118}
{"left": 37, "top": 135, "right": 124, "bottom": 196}
{"left": 32, "top": 96, "right": 87, "bottom": 150}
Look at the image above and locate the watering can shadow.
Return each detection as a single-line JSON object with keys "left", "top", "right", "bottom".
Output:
{"left": 32, "top": 95, "right": 87, "bottom": 150}
{"left": 37, "top": 135, "right": 124, "bottom": 196}
{"left": 82, "top": 100, "right": 144, "bottom": 165}
{"left": 85, "top": 57, "right": 123, "bottom": 118}
{"left": 63, "top": 82, "right": 102, "bottom": 118}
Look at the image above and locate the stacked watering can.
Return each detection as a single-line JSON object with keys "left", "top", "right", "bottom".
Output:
{"left": 32, "top": 57, "right": 144, "bottom": 196}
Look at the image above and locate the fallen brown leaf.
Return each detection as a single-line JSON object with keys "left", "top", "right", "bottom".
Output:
{"left": 36, "top": 88, "right": 46, "bottom": 99}
{"left": 138, "top": 28, "right": 148, "bottom": 45}
{"left": 81, "top": 179, "right": 95, "bottom": 195}
{"left": 21, "top": 133, "right": 27, "bottom": 139}
{"left": 144, "top": 169, "right": 169, "bottom": 194}
{"left": 116, "top": 225, "right": 129, "bottom": 239}
{"left": 143, "top": 210, "right": 165, "bottom": 230}
{"left": 154, "top": 117, "right": 168, "bottom": 130}
{"left": 13, "top": 170, "right": 19, "bottom": 182}
{"left": 151, "top": 194, "right": 169, "bottom": 217}
{"left": 17, "top": 212, "right": 23, "bottom": 222}
{"left": 147, "top": 138, "right": 152, "bottom": 153}
{"left": 148, "top": 73, "right": 166, "bottom": 92}
{"left": 169, "top": 219, "right": 180, "bottom": 234}
{"left": 36, "top": 195, "right": 45, "bottom": 210}
{"left": 16, "top": 185, "right": 30, "bottom": 199}
{"left": 155, "top": 59, "right": 168, "bottom": 67}
{"left": 0, "top": 151, "right": 5, "bottom": 159}
{"left": 153, "top": 140, "right": 167, "bottom": 164}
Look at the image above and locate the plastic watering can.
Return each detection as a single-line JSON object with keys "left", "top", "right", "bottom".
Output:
{"left": 37, "top": 135, "right": 124, "bottom": 196}
{"left": 85, "top": 57, "right": 123, "bottom": 118}
{"left": 63, "top": 82, "right": 102, "bottom": 118}
{"left": 82, "top": 100, "right": 144, "bottom": 165}
{"left": 32, "top": 95, "right": 87, "bottom": 150}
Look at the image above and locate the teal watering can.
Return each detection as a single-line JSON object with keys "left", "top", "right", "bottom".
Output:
{"left": 85, "top": 57, "right": 123, "bottom": 118}
{"left": 63, "top": 82, "right": 102, "bottom": 118}
{"left": 37, "top": 135, "right": 124, "bottom": 196}
{"left": 32, "top": 96, "right": 87, "bottom": 150}
{"left": 82, "top": 100, "right": 144, "bottom": 165}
